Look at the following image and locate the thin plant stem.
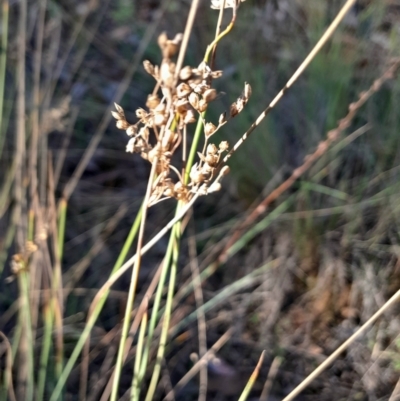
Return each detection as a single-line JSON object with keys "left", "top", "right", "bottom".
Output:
{"left": 222, "top": 0, "right": 357, "bottom": 165}
{"left": 238, "top": 351, "right": 265, "bottom": 401}
{"left": 0, "top": 0, "right": 9, "bottom": 157}
{"left": 17, "top": 270, "right": 34, "bottom": 401}
{"left": 110, "top": 155, "right": 159, "bottom": 401}
{"left": 131, "top": 305, "right": 148, "bottom": 401}
{"left": 282, "top": 289, "right": 400, "bottom": 401}
{"left": 144, "top": 224, "right": 180, "bottom": 401}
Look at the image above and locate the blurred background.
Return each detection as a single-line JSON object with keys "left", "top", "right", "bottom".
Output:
{"left": 1, "top": 0, "right": 400, "bottom": 400}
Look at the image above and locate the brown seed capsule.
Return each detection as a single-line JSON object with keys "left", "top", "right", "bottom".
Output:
{"left": 189, "top": 92, "right": 199, "bottom": 110}
{"left": 126, "top": 138, "right": 136, "bottom": 153}
{"left": 111, "top": 111, "right": 122, "bottom": 120}
{"left": 244, "top": 82, "right": 252, "bottom": 99}
{"left": 117, "top": 120, "right": 130, "bottom": 130}
{"left": 157, "top": 32, "right": 168, "bottom": 50}
{"left": 184, "top": 109, "right": 196, "bottom": 124}
{"left": 114, "top": 103, "right": 124, "bottom": 114}
{"left": 126, "top": 125, "right": 137, "bottom": 137}
{"left": 198, "top": 99, "right": 208, "bottom": 112}
{"left": 210, "top": 70, "right": 223, "bottom": 79}
{"left": 219, "top": 141, "right": 229, "bottom": 152}
{"left": 204, "top": 122, "right": 217, "bottom": 138}
{"left": 143, "top": 60, "right": 155, "bottom": 76}
{"left": 177, "top": 82, "right": 192, "bottom": 99}
{"left": 218, "top": 111, "right": 227, "bottom": 125}
{"left": 146, "top": 94, "right": 160, "bottom": 110}
{"left": 203, "top": 88, "right": 217, "bottom": 103}
{"left": 207, "top": 143, "right": 218, "bottom": 155}
{"left": 163, "top": 41, "right": 179, "bottom": 58}
{"left": 176, "top": 99, "right": 190, "bottom": 114}
{"left": 179, "top": 66, "right": 193, "bottom": 81}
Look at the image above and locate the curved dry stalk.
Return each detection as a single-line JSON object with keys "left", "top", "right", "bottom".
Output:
{"left": 281, "top": 288, "right": 400, "bottom": 401}
{"left": 221, "top": 0, "right": 357, "bottom": 166}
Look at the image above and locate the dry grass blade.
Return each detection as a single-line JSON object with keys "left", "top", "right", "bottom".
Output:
{"left": 164, "top": 329, "right": 232, "bottom": 400}
{"left": 281, "top": 289, "right": 400, "bottom": 401}
{"left": 221, "top": 0, "right": 357, "bottom": 165}
{"left": 0, "top": 332, "right": 17, "bottom": 401}
{"left": 238, "top": 350, "right": 265, "bottom": 401}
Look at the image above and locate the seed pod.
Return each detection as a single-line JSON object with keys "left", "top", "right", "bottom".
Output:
{"left": 114, "top": 103, "right": 124, "bottom": 114}
{"left": 126, "top": 125, "right": 137, "bottom": 137}
{"left": 184, "top": 109, "right": 196, "bottom": 124}
{"left": 189, "top": 92, "right": 199, "bottom": 110}
{"left": 143, "top": 60, "right": 155, "bottom": 76}
{"left": 244, "top": 82, "right": 252, "bottom": 100}
{"left": 157, "top": 32, "right": 168, "bottom": 50}
{"left": 203, "top": 88, "right": 217, "bottom": 103}
{"left": 177, "top": 82, "right": 192, "bottom": 99}
{"left": 154, "top": 113, "right": 166, "bottom": 126}
{"left": 116, "top": 120, "right": 130, "bottom": 130}
{"left": 198, "top": 99, "right": 208, "bottom": 112}
{"left": 210, "top": 70, "right": 223, "bottom": 79}
{"left": 204, "top": 122, "right": 217, "bottom": 138}
{"left": 207, "top": 143, "right": 218, "bottom": 156}
{"left": 179, "top": 66, "right": 192, "bottom": 81}
{"left": 176, "top": 99, "right": 190, "bottom": 114}
{"left": 111, "top": 111, "right": 122, "bottom": 120}
{"left": 218, "top": 112, "right": 227, "bottom": 125}
{"left": 126, "top": 138, "right": 136, "bottom": 153}
{"left": 146, "top": 94, "right": 160, "bottom": 110}
{"left": 219, "top": 141, "right": 229, "bottom": 152}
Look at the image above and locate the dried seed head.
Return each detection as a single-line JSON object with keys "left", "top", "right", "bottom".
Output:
{"left": 176, "top": 99, "right": 190, "bottom": 114}
{"left": 184, "top": 109, "right": 196, "bottom": 124}
{"left": 154, "top": 102, "right": 166, "bottom": 114}
{"left": 198, "top": 99, "right": 208, "bottom": 112}
{"left": 244, "top": 82, "right": 252, "bottom": 99}
{"left": 154, "top": 113, "right": 167, "bottom": 126}
{"left": 114, "top": 103, "right": 124, "bottom": 114}
{"left": 111, "top": 110, "right": 123, "bottom": 120}
{"left": 203, "top": 88, "right": 217, "bottom": 103}
{"left": 189, "top": 92, "right": 199, "bottom": 110}
{"left": 139, "top": 127, "right": 150, "bottom": 142}
{"left": 204, "top": 122, "right": 217, "bottom": 137}
{"left": 126, "top": 125, "right": 138, "bottom": 137}
{"left": 157, "top": 32, "right": 168, "bottom": 50}
{"left": 146, "top": 94, "right": 160, "bottom": 109}
{"left": 136, "top": 108, "right": 147, "bottom": 119}
{"left": 219, "top": 141, "right": 229, "bottom": 152}
{"left": 190, "top": 164, "right": 204, "bottom": 184}
{"left": 193, "top": 83, "right": 208, "bottom": 94}
{"left": 126, "top": 138, "right": 136, "bottom": 153}
{"left": 116, "top": 119, "right": 130, "bottom": 130}
{"left": 179, "top": 66, "right": 193, "bottom": 81}
{"left": 210, "top": 70, "right": 223, "bottom": 79}
{"left": 207, "top": 143, "right": 218, "bottom": 155}
{"left": 218, "top": 112, "right": 227, "bottom": 125}
{"left": 160, "top": 60, "right": 175, "bottom": 87}
{"left": 177, "top": 82, "right": 192, "bottom": 99}
{"left": 164, "top": 40, "right": 179, "bottom": 58}
{"left": 143, "top": 60, "right": 155, "bottom": 76}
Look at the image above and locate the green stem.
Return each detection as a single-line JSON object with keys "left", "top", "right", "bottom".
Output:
{"left": 144, "top": 222, "right": 180, "bottom": 401}
{"left": 49, "top": 204, "right": 143, "bottom": 401}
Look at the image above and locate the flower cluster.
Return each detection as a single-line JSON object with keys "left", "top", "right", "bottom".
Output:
{"left": 112, "top": 31, "right": 251, "bottom": 205}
